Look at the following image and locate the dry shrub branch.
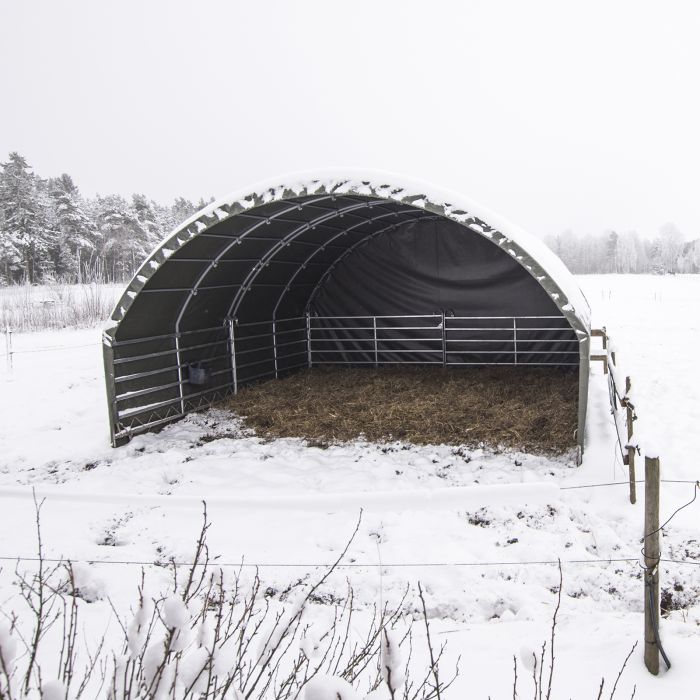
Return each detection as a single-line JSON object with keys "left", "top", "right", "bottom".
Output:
{"left": 0, "top": 504, "right": 458, "bottom": 700}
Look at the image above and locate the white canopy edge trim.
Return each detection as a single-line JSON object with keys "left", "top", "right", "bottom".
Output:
{"left": 104, "top": 169, "right": 591, "bottom": 339}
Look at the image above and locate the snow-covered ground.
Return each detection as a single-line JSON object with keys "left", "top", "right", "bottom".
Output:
{"left": 1, "top": 274, "right": 699, "bottom": 698}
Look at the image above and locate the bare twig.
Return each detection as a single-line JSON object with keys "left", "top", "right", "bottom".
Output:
{"left": 609, "top": 642, "right": 638, "bottom": 700}
{"left": 545, "top": 560, "right": 562, "bottom": 700}
{"left": 418, "top": 582, "right": 441, "bottom": 700}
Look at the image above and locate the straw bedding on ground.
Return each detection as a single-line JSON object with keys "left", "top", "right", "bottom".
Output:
{"left": 223, "top": 366, "right": 578, "bottom": 453}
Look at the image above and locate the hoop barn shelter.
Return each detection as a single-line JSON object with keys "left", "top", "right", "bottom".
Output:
{"left": 103, "top": 172, "right": 592, "bottom": 456}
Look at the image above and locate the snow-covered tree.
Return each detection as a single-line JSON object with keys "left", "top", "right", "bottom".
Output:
{"left": 93, "top": 194, "right": 154, "bottom": 281}
{"left": 48, "top": 174, "right": 98, "bottom": 281}
{"left": 0, "top": 152, "right": 54, "bottom": 283}
{"left": 657, "top": 222, "right": 685, "bottom": 273}
{"left": 605, "top": 230, "right": 619, "bottom": 273}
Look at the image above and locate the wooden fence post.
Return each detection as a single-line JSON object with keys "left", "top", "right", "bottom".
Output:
{"left": 644, "top": 455, "right": 660, "bottom": 675}
{"left": 625, "top": 376, "right": 636, "bottom": 504}
{"left": 4, "top": 325, "right": 12, "bottom": 372}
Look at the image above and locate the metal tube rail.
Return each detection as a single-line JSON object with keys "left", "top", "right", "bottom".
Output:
{"left": 140, "top": 283, "right": 242, "bottom": 294}
{"left": 115, "top": 352, "right": 232, "bottom": 383}
{"left": 117, "top": 380, "right": 234, "bottom": 419}
{"left": 309, "top": 337, "right": 440, "bottom": 344}
{"left": 115, "top": 413, "right": 186, "bottom": 440}
{"left": 312, "top": 314, "right": 441, "bottom": 320}
{"left": 234, "top": 316, "right": 306, "bottom": 328}
{"left": 311, "top": 325, "right": 443, "bottom": 332}
{"left": 444, "top": 338, "right": 576, "bottom": 344}
{"left": 289, "top": 360, "right": 577, "bottom": 366}
{"left": 235, "top": 338, "right": 306, "bottom": 357}
{"left": 116, "top": 380, "right": 184, "bottom": 403}
{"left": 311, "top": 349, "right": 443, "bottom": 354}
{"left": 111, "top": 325, "right": 226, "bottom": 348}
{"left": 234, "top": 327, "right": 306, "bottom": 342}
{"left": 311, "top": 360, "right": 444, "bottom": 366}
{"left": 448, "top": 315, "right": 566, "bottom": 320}
{"left": 236, "top": 351, "right": 307, "bottom": 371}
{"left": 113, "top": 338, "right": 229, "bottom": 365}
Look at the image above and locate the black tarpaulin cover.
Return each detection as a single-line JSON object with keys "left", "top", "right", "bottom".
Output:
{"left": 102, "top": 173, "right": 590, "bottom": 454}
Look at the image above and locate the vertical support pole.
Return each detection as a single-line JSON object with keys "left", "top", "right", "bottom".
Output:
{"left": 575, "top": 335, "right": 590, "bottom": 465}
{"left": 373, "top": 315, "right": 378, "bottom": 368}
{"left": 174, "top": 332, "right": 186, "bottom": 415}
{"left": 4, "top": 325, "right": 12, "bottom": 372}
{"left": 602, "top": 326, "right": 608, "bottom": 350}
{"left": 513, "top": 317, "right": 518, "bottom": 365}
{"left": 441, "top": 311, "right": 447, "bottom": 368}
{"left": 227, "top": 318, "right": 238, "bottom": 394}
{"left": 102, "top": 336, "right": 120, "bottom": 447}
{"left": 625, "top": 376, "right": 636, "bottom": 504}
{"left": 272, "top": 318, "right": 278, "bottom": 379}
{"left": 644, "top": 454, "right": 661, "bottom": 675}
{"left": 306, "top": 312, "right": 312, "bottom": 368}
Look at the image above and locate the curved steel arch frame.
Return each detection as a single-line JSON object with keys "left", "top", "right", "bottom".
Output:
{"left": 104, "top": 174, "right": 591, "bottom": 458}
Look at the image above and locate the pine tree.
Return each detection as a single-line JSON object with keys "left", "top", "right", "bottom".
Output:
{"left": 0, "top": 195, "right": 21, "bottom": 283}
{"left": 48, "top": 174, "right": 97, "bottom": 281}
{"left": 0, "top": 152, "right": 53, "bottom": 283}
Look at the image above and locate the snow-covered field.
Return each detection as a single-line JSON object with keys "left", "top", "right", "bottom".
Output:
{"left": 0, "top": 282, "right": 122, "bottom": 331}
{"left": 1, "top": 274, "right": 699, "bottom": 698}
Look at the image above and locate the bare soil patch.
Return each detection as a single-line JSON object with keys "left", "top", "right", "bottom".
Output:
{"left": 223, "top": 366, "right": 578, "bottom": 454}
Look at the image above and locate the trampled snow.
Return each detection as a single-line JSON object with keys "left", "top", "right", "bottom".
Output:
{"left": 1, "top": 274, "right": 699, "bottom": 698}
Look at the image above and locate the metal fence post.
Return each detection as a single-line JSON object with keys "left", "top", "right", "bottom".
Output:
{"left": 373, "top": 315, "right": 378, "bottom": 368}
{"left": 441, "top": 311, "right": 446, "bottom": 367}
{"left": 644, "top": 454, "right": 661, "bottom": 675}
{"left": 102, "top": 336, "right": 119, "bottom": 447}
{"left": 228, "top": 318, "right": 238, "bottom": 394}
{"left": 272, "top": 318, "right": 278, "bottom": 378}
{"left": 306, "top": 312, "right": 312, "bottom": 368}
{"left": 174, "top": 332, "right": 186, "bottom": 414}
{"left": 513, "top": 317, "right": 518, "bottom": 365}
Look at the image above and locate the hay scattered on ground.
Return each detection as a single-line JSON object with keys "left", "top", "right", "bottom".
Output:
{"left": 223, "top": 366, "right": 578, "bottom": 454}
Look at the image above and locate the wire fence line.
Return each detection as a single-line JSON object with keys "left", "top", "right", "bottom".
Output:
{"left": 561, "top": 479, "right": 700, "bottom": 490}
{"left": 0, "top": 553, "right": 698, "bottom": 570}
{"left": 2, "top": 326, "right": 102, "bottom": 369}
{"left": 1, "top": 341, "right": 100, "bottom": 358}
{"left": 8, "top": 342, "right": 99, "bottom": 354}
{"left": 1, "top": 479, "right": 696, "bottom": 507}
{"left": 3, "top": 481, "right": 696, "bottom": 576}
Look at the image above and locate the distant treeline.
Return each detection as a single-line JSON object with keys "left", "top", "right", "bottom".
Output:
{"left": 0, "top": 152, "right": 212, "bottom": 284}
{"left": 1, "top": 151, "right": 699, "bottom": 284}
{"left": 543, "top": 227, "right": 700, "bottom": 274}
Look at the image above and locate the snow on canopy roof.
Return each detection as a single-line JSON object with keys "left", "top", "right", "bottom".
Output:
{"left": 106, "top": 168, "right": 591, "bottom": 336}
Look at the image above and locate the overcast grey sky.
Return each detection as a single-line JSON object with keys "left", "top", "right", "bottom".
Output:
{"left": 1, "top": 0, "right": 698, "bottom": 239}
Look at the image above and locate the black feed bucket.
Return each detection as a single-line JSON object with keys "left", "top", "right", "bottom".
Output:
{"left": 187, "top": 362, "right": 210, "bottom": 386}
